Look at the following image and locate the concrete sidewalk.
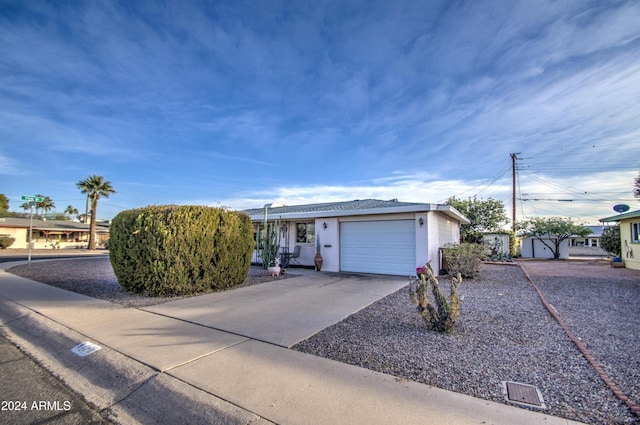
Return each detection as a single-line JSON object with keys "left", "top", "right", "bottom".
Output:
{"left": 0, "top": 261, "right": 584, "bottom": 425}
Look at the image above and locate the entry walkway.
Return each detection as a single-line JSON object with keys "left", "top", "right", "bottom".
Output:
{"left": 0, "top": 260, "right": 583, "bottom": 425}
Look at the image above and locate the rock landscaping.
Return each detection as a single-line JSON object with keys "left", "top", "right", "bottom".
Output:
{"left": 8, "top": 257, "right": 640, "bottom": 424}
{"left": 293, "top": 262, "right": 640, "bottom": 425}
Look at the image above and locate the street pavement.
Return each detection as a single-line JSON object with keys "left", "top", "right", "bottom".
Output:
{"left": 0, "top": 256, "right": 585, "bottom": 425}
{"left": 0, "top": 249, "right": 109, "bottom": 264}
{"left": 0, "top": 331, "right": 108, "bottom": 424}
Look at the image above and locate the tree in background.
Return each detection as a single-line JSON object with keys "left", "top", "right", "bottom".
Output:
{"left": 517, "top": 217, "right": 591, "bottom": 259}
{"left": 600, "top": 224, "right": 621, "bottom": 257}
{"left": 64, "top": 205, "right": 79, "bottom": 219}
{"left": 445, "top": 196, "right": 509, "bottom": 243}
{"left": 0, "top": 194, "right": 12, "bottom": 217}
{"left": 634, "top": 172, "right": 640, "bottom": 200}
{"left": 20, "top": 202, "right": 31, "bottom": 215}
{"left": 39, "top": 196, "right": 56, "bottom": 218}
{"left": 76, "top": 175, "right": 116, "bottom": 250}
{"left": 32, "top": 194, "right": 45, "bottom": 218}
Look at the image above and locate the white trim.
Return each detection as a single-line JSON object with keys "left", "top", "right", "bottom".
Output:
{"left": 247, "top": 204, "right": 469, "bottom": 224}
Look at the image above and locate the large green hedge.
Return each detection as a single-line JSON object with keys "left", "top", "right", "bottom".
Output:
{"left": 109, "top": 205, "right": 254, "bottom": 296}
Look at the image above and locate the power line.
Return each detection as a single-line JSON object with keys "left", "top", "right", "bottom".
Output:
{"left": 475, "top": 166, "right": 511, "bottom": 197}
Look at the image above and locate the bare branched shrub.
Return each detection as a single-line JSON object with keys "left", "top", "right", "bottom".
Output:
{"left": 409, "top": 262, "right": 462, "bottom": 333}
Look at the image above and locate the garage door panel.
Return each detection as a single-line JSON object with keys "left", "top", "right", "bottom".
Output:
{"left": 340, "top": 220, "right": 415, "bottom": 275}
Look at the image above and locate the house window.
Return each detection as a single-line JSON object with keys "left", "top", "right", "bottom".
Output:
{"left": 632, "top": 222, "right": 640, "bottom": 243}
{"left": 296, "top": 222, "right": 315, "bottom": 244}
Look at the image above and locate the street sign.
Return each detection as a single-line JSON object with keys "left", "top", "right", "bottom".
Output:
{"left": 21, "top": 195, "right": 44, "bottom": 202}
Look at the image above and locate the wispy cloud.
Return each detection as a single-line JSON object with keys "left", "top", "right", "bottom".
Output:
{"left": 1, "top": 1, "right": 638, "bottom": 221}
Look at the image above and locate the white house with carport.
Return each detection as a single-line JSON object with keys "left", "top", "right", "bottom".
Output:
{"left": 243, "top": 199, "right": 469, "bottom": 276}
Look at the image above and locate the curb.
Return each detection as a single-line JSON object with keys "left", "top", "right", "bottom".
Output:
{"left": 0, "top": 299, "right": 271, "bottom": 425}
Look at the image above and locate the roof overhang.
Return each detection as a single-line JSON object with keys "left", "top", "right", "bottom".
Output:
{"left": 0, "top": 218, "right": 106, "bottom": 232}
{"left": 246, "top": 204, "right": 470, "bottom": 224}
{"left": 600, "top": 209, "right": 640, "bottom": 223}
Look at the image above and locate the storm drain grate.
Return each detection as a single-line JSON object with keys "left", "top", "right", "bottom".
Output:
{"left": 502, "top": 381, "right": 546, "bottom": 409}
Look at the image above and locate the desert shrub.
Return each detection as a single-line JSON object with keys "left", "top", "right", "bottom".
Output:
{"left": 0, "top": 236, "right": 15, "bottom": 249}
{"left": 409, "top": 262, "right": 462, "bottom": 334}
{"left": 441, "top": 242, "right": 487, "bottom": 279}
{"left": 109, "top": 205, "right": 254, "bottom": 296}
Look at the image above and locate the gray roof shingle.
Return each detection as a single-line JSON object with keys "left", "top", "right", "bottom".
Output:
{"left": 242, "top": 199, "right": 422, "bottom": 216}
{"left": 242, "top": 198, "right": 470, "bottom": 224}
{"left": 0, "top": 217, "right": 109, "bottom": 231}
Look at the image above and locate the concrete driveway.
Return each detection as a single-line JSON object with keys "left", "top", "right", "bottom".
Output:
{"left": 143, "top": 271, "right": 409, "bottom": 347}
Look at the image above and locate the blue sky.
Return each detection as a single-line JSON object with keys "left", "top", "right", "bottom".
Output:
{"left": 1, "top": 0, "right": 639, "bottom": 224}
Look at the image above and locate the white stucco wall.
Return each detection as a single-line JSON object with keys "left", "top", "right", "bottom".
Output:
{"left": 260, "top": 211, "right": 464, "bottom": 275}
{"left": 315, "top": 218, "right": 339, "bottom": 272}
{"left": 415, "top": 212, "right": 429, "bottom": 271}
{"left": 0, "top": 227, "right": 27, "bottom": 249}
{"left": 421, "top": 211, "right": 461, "bottom": 275}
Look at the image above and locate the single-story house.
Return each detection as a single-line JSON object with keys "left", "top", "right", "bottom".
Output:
{"left": 0, "top": 217, "right": 110, "bottom": 249}
{"left": 568, "top": 225, "right": 608, "bottom": 257}
{"left": 243, "top": 199, "right": 469, "bottom": 276}
{"left": 600, "top": 209, "right": 640, "bottom": 271}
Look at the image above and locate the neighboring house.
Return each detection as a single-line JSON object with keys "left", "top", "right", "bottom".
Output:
{"left": 0, "top": 217, "right": 110, "bottom": 249}
{"left": 519, "top": 236, "right": 570, "bottom": 259}
{"left": 600, "top": 209, "right": 640, "bottom": 271}
{"left": 568, "top": 225, "right": 608, "bottom": 257}
{"left": 243, "top": 199, "right": 469, "bottom": 276}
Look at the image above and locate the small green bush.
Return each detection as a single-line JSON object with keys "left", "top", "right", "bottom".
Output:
{"left": 109, "top": 205, "right": 254, "bottom": 296}
{"left": 0, "top": 236, "right": 15, "bottom": 249}
{"left": 441, "top": 242, "right": 487, "bottom": 279}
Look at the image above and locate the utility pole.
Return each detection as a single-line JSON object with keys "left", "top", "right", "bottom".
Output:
{"left": 510, "top": 153, "right": 520, "bottom": 232}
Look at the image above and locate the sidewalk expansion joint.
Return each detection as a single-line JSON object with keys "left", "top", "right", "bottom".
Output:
{"left": 161, "top": 371, "right": 271, "bottom": 424}
{"left": 158, "top": 338, "right": 250, "bottom": 373}
{"left": 137, "top": 307, "right": 293, "bottom": 350}
{"left": 105, "top": 372, "right": 159, "bottom": 411}
{"left": 271, "top": 364, "right": 337, "bottom": 414}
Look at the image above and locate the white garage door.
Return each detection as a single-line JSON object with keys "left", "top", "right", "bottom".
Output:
{"left": 340, "top": 220, "right": 416, "bottom": 276}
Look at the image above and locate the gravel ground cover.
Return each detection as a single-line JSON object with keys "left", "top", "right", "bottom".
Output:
{"left": 6, "top": 256, "right": 640, "bottom": 424}
{"left": 7, "top": 256, "right": 293, "bottom": 307}
{"left": 293, "top": 262, "right": 640, "bottom": 425}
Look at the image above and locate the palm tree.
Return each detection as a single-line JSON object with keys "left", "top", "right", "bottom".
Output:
{"left": 34, "top": 194, "right": 46, "bottom": 218}
{"left": 40, "top": 196, "right": 56, "bottom": 218}
{"left": 20, "top": 202, "right": 32, "bottom": 217}
{"left": 64, "top": 205, "right": 79, "bottom": 219}
{"left": 76, "top": 175, "right": 116, "bottom": 250}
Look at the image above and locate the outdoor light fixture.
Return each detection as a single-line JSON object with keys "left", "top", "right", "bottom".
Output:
{"left": 323, "top": 222, "right": 328, "bottom": 229}
{"left": 418, "top": 217, "right": 424, "bottom": 227}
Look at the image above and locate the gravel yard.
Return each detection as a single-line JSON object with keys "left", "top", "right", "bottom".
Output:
{"left": 294, "top": 261, "right": 640, "bottom": 425}
{"left": 7, "top": 256, "right": 640, "bottom": 424}
{"left": 7, "top": 256, "right": 293, "bottom": 307}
